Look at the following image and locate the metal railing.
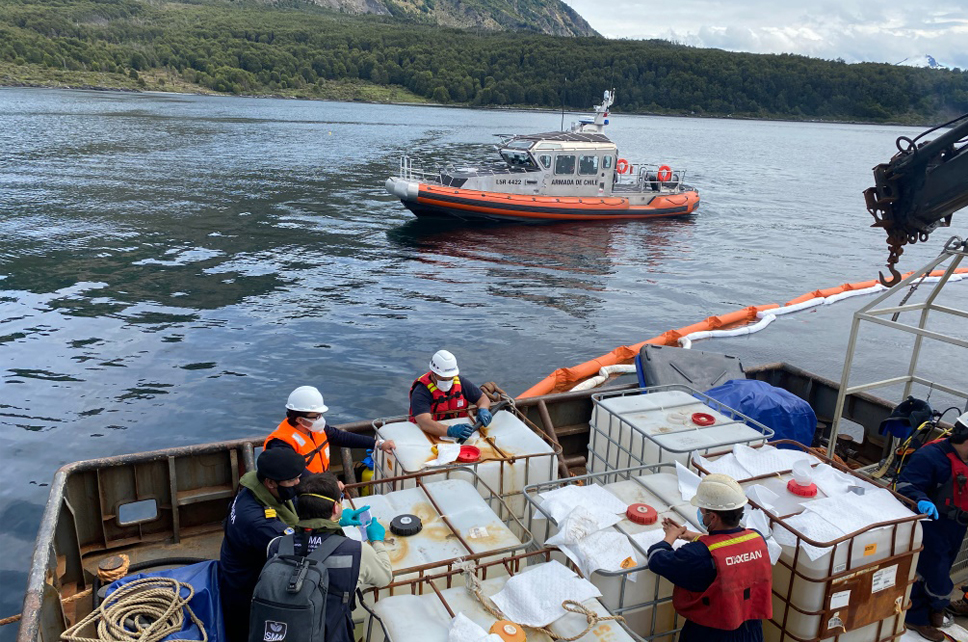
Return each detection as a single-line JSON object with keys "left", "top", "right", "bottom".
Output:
{"left": 830, "top": 236, "right": 968, "bottom": 446}
{"left": 397, "top": 156, "right": 541, "bottom": 187}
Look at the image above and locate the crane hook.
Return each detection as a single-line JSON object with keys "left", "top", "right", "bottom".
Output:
{"left": 879, "top": 264, "right": 903, "bottom": 287}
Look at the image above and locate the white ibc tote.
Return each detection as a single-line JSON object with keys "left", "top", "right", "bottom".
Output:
{"left": 524, "top": 463, "right": 706, "bottom": 641}
{"left": 694, "top": 442, "right": 923, "bottom": 642}
{"left": 372, "top": 409, "right": 559, "bottom": 522}
{"left": 589, "top": 385, "right": 773, "bottom": 471}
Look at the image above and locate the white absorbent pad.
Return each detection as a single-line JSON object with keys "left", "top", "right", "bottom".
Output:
{"left": 744, "top": 507, "right": 782, "bottom": 565}
{"left": 802, "top": 488, "right": 915, "bottom": 536}
{"left": 491, "top": 561, "right": 602, "bottom": 628}
{"left": 696, "top": 453, "right": 751, "bottom": 480}
{"left": 538, "top": 484, "right": 628, "bottom": 523}
{"left": 771, "top": 513, "right": 844, "bottom": 561}
{"left": 557, "top": 529, "right": 638, "bottom": 579}
{"left": 628, "top": 529, "right": 687, "bottom": 562}
{"left": 545, "top": 504, "right": 620, "bottom": 546}
{"left": 447, "top": 613, "right": 503, "bottom": 642}
{"left": 425, "top": 443, "right": 462, "bottom": 467}
{"left": 675, "top": 461, "right": 701, "bottom": 502}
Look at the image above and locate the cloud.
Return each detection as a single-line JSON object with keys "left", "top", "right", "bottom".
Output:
{"left": 563, "top": 0, "right": 968, "bottom": 69}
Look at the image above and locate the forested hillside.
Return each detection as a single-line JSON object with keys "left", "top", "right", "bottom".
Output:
{"left": 2, "top": 0, "right": 966, "bottom": 124}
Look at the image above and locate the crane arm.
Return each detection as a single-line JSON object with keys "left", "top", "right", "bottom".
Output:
{"left": 865, "top": 113, "right": 968, "bottom": 285}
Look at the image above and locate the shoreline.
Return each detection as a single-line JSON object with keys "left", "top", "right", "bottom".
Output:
{"left": 0, "top": 81, "right": 935, "bottom": 129}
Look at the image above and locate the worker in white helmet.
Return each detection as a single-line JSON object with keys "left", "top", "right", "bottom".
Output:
{"left": 646, "top": 473, "right": 772, "bottom": 642}
{"left": 265, "top": 386, "right": 395, "bottom": 476}
{"left": 408, "top": 349, "right": 492, "bottom": 441}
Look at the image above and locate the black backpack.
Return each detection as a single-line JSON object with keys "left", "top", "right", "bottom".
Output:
{"left": 248, "top": 534, "right": 344, "bottom": 642}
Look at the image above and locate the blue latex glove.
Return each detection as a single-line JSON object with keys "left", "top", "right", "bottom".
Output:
{"left": 446, "top": 423, "right": 475, "bottom": 440}
{"left": 476, "top": 408, "right": 493, "bottom": 427}
{"left": 918, "top": 500, "right": 939, "bottom": 520}
{"left": 365, "top": 518, "right": 386, "bottom": 542}
{"left": 339, "top": 505, "right": 371, "bottom": 527}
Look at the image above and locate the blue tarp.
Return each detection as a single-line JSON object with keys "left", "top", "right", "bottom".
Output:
{"left": 107, "top": 560, "right": 224, "bottom": 642}
{"left": 704, "top": 379, "right": 816, "bottom": 448}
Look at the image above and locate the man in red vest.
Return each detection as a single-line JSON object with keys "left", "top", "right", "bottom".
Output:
{"left": 409, "top": 349, "right": 492, "bottom": 441}
{"left": 895, "top": 411, "right": 968, "bottom": 641}
{"left": 265, "top": 385, "right": 394, "bottom": 474}
{"left": 646, "top": 473, "right": 772, "bottom": 642}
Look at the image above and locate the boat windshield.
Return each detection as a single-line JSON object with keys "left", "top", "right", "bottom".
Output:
{"left": 500, "top": 149, "right": 537, "bottom": 169}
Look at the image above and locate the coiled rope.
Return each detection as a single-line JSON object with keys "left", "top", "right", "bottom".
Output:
{"left": 458, "top": 561, "right": 623, "bottom": 641}
{"left": 60, "top": 577, "right": 206, "bottom": 642}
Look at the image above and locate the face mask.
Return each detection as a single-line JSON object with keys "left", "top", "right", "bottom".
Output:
{"left": 299, "top": 416, "right": 326, "bottom": 433}
{"left": 276, "top": 484, "right": 298, "bottom": 502}
{"left": 696, "top": 508, "right": 704, "bottom": 527}
{"left": 436, "top": 378, "right": 454, "bottom": 392}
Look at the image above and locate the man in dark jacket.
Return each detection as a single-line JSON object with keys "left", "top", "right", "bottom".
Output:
{"left": 219, "top": 447, "right": 304, "bottom": 642}
{"left": 265, "top": 473, "right": 392, "bottom": 642}
{"left": 896, "top": 412, "right": 968, "bottom": 641}
{"left": 646, "top": 474, "right": 772, "bottom": 642}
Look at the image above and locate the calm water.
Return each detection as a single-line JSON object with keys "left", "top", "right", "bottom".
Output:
{"left": 1, "top": 88, "right": 965, "bottom": 621}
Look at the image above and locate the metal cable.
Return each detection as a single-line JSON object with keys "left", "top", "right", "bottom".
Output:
{"left": 60, "top": 577, "right": 207, "bottom": 642}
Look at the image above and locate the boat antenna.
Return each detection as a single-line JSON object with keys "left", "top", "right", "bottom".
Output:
{"left": 559, "top": 79, "right": 568, "bottom": 131}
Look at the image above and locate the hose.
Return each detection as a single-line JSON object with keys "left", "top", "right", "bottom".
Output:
{"left": 61, "top": 577, "right": 207, "bottom": 642}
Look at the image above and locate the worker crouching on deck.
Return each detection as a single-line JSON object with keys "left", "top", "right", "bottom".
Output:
{"left": 896, "top": 411, "right": 968, "bottom": 642}
{"left": 646, "top": 474, "right": 772, "bottom": 642}
{"left": 409, "top": 349, "right": 492, "bottom": 442}
{"left": 266, "top": 385, "right": 394, "bottom": 474}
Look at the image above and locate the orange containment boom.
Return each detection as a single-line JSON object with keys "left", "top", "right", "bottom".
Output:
{"left": 518, "top": 269, "right": 968, "bottom": 398}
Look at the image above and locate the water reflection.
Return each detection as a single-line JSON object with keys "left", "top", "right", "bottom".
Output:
{"left": 387, "top": 215, "right": 696, "bottom": 317}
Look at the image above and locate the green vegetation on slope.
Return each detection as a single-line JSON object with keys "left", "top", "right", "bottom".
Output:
{"left": 1, "top": 0, "right": 966, "bottom": 123}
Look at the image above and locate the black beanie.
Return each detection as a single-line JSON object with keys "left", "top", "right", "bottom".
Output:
{"left": 257, "top": 447, "right": 306, "bottom": 481}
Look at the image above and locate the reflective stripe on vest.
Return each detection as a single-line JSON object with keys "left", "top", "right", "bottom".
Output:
{"left": 408, "top": 372, "right": 468, "bottom": 422}
{"left": 264, "top": 419, "right": 330, "bottom": 473}
{"left": 672, "top": 529, "right": 772, "bottom": 630}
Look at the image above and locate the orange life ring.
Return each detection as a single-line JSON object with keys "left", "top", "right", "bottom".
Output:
{"left": 657, "top": 165, "right": 673, "bottom": 182}
{"left": 616, "top": 158, "right": 630, "bottom": 174}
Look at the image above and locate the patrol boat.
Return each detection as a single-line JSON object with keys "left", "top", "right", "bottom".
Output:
{"left": 385, "top": 90, "right": 701, "bottom": 222}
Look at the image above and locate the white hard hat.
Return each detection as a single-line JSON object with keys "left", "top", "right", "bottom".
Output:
{"left": 691, "top": 473, "right": 748, "bottom": 511}
{"left": 286, "top": 386, "right": 328, "bottom": 413}
{"left": 956, "top": 411, "right": 968, "bottom": 436}
{"left": 429, "top": 350, "right": 459, "bottom": 377}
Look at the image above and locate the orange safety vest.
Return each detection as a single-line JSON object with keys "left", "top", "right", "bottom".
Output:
{"left": 672, "top": 529, "right": 772, "bottom": 630}
{"left": 408, "top": 372, "right": 468, "bottom": 422}
{"left": 264, "top": 419, "right": 330, "bottom": 473}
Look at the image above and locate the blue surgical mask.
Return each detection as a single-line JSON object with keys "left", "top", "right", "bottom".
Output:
{"left": 697, "top": 508, "right": 704, "bottom": 526}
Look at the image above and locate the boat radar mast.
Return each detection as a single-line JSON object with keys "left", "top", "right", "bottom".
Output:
{"left": 571, "top": 89, "right": 615, "bottom": 135}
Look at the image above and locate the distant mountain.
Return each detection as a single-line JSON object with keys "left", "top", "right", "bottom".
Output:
{"left": 896, "top": 54, "right": 948, "bottom": 70}
{"left": 265, "top": 0, "right": 598, "bottom": 36}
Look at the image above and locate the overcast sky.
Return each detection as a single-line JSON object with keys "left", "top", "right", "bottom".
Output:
{"left": 563, "top": 0, "right": 968, "bottom": 70}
